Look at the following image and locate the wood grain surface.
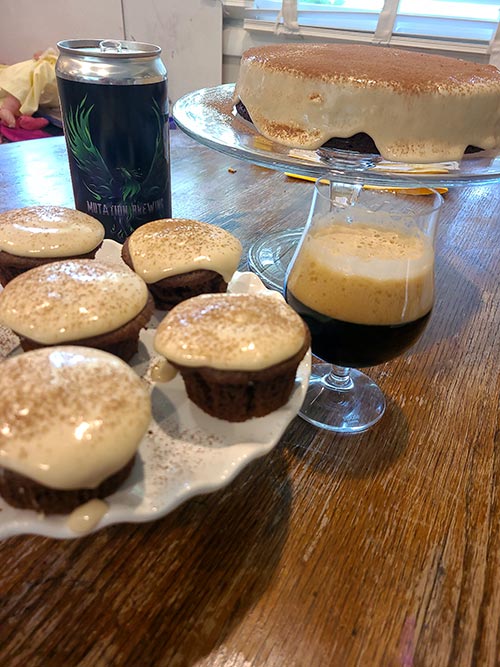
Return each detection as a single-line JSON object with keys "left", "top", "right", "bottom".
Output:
{"left": 0, "top": 132, "right": 499, "bottom": 667}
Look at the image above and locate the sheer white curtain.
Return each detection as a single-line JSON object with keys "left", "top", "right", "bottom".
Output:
{"left": 275, "top": 0, "right": 299, "bottom": 32}
{"left": 373, "top": 0, "right": 399, "bottom": 45}
{"left": 489, "top": 20, "right": 500, "bottom": 66}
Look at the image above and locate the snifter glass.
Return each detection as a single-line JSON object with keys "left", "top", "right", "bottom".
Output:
{"left": 285, "top": 180, "right": 443, "bottom": 433}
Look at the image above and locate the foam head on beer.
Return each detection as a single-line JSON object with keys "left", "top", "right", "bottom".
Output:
{"left": 287, "top": 211, "right": 434, "bottom": 327}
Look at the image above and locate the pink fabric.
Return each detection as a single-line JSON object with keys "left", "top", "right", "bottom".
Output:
{"left": 18, "top": 115, "right": 49, "bottom": 130}
{"left": 0, "top": 114, "right": 51, "bottom": 141}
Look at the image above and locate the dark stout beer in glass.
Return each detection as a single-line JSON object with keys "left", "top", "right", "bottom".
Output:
{"left": 283, "top": 180, "right": 441, "bottom": 433}
{"left": 285, "top": 221, "right": 434, "bottom": 368}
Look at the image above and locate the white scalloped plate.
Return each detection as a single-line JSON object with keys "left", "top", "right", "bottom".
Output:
{"left": 0, "top": 243, "right": 310, "bottom": 539}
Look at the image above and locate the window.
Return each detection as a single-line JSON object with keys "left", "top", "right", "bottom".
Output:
{"left": 244, "top": 0, "right": 500, "bottom": 63}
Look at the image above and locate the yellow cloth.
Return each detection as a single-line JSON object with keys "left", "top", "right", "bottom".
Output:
{"left": 0, "top": 48, "right": 58, "bottom": 115}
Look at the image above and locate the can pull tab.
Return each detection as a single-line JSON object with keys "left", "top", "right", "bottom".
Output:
{"left": 99, "top": 40, "right": 123, "bottom": 53}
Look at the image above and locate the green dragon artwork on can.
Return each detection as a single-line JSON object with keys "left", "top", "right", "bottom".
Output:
{"left": 63, "top": 95, "right": 169, "bottom": 240}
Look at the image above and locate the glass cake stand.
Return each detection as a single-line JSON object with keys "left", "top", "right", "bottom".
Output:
{"left": 173, "top": 84, "right": 500, "bottom": 290}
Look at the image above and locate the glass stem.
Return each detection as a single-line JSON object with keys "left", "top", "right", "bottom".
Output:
{"left": 323, "top": 365, "right": 354, "bottom": 391}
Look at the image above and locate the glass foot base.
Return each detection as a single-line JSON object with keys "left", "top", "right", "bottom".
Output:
{"left": 299, "top": 363, "right": 386, "bottom": 433}
{"left": 247, "top": 229, "right": 302, "bottom": 292}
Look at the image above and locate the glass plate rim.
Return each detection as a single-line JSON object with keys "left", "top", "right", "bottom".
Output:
{"left": 172, "top": 83, "right": 500, "bottom": 188}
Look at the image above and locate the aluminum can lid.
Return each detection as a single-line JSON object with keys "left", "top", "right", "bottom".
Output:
{"left": 57, "top": 39, "right": 162, "bottom": 58}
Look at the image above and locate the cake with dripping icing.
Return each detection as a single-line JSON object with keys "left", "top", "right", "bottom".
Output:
{"left": 233, "top": 43, "right": 500, "bottom": 163}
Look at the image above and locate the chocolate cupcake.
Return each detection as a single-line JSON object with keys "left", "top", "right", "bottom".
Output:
{"left": 0, "top": 206, "right": 105, "bottom": 287}
{"left": 154, "top": 292, "right": 310, "bottom": 422}
{"left": 121, "top": 218, "right": 242, "bottom": 309}
{"left": 0, "top": 346, "right": 151, "bottom": 514}
{"left": 0, "top": 259, "right": 154, "bottom": 361}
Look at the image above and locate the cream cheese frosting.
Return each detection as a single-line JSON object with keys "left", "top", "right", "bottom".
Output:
{"left": 234, "top": 43, "right": 500, "bottom": 163}
{"left": 127, "top": 218, "right": 243, "bottom": 283}
{"left": 0, "top": 346, "right": 151, "bottom": 489}
{"left": 154, "top": 292, "right": 307, "bottom": 371}
{"left": 0, "top": 206, "right": 104, "bottom": 257}
{"left": 0, "top": 259, "right": 149, "bottom": 344}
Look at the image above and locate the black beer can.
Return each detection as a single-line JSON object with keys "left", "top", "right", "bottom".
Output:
{"left": 56, "top": 39, "right": 171, "bottom": 242}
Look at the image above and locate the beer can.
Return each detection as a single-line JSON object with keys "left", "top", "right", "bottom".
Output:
{"left": 56, "top": 39, "right": 172, "bottom": 242}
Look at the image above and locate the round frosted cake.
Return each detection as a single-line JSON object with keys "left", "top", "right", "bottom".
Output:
{"left": 0, "top": 258, "right": 154, "bottom": 361}
{"left": 0, "top": 346, "right": 151, "bottom": 514}
{"left": 154, "top": 292, "right": 310, "bottom": 421}
{"left": 122, "top": 218, "right": 243, "bottom": 310}
{"left": 0, "top": 206, "right": 104, "bottom": 286}
{"left": 234, "top": 43, "right": 500, "bottom": 162}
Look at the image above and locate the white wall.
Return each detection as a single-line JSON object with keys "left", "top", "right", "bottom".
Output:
{"left": 123, "top": 0, "right": 222, "bottom": 101}
{"left": 0, "top": 0, "right": 124, "bottom": 63}
{"left": 0, "top": 0, "right": 222, "bottom": 103}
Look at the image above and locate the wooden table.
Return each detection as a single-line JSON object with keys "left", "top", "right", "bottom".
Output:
{"left": 0, "top": 131, "right": 499, "bottom": 667}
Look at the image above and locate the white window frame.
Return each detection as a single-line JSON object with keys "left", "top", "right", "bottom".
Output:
{"left": 223, "top": 0, "right": 500, "bottom": 65}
